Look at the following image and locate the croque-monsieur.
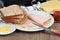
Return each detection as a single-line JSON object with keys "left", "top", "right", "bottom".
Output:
{"left": 0, "top": 5, "right": 27, "bottom": 24}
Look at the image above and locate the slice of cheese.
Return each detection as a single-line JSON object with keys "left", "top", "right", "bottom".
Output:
{"left": 0, "top": 26, "right": 10, "bottom": 33}
{"left": 48, "top": 0, "right": 59, "bottom": 1}
{"left": 40, "top": 1, "right": 60, "bottom": 13}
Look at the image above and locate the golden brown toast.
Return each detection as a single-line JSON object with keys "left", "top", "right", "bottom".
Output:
{"left": 2, "top": 14, "right": 27, "bottom": 24}
{"left": 0, "top": 5, "right": 24, "bottom": 16}
{"left": 0, "top": 5, "right": 28, "bottom": 24}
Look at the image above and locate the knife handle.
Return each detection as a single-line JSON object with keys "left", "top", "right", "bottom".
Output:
{"left": 45, "top": 29, "right": 60, "bottom": 35}
{"left": 49, "top": 29, "right": 60, "bottom": 35}
{"left": 45, "top": 29, "right": 60, "bottom": 36}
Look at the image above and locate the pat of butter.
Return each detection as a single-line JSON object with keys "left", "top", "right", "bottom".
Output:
{"left": 0, "top": 26, "right": 10, "bottom": 33}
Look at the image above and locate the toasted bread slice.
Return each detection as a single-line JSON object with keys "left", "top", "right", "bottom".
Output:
{"left": 0, "top": 5, "right": 24, "bottom": 16}
{"left": 2, "top": 15, "right": 27, "bottom": 24}
{"left": 2, "top": 9, "right": 27, "bottom": 19}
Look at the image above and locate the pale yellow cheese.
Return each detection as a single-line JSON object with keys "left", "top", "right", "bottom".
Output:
{"left": 40, "top": 1, "right": 60, "bottom": 13}
{"left": 0, "top": 26, "right": 10, "bottom": 33}
{"left": 48, "top": 0, "right": 59, "bottom": 1}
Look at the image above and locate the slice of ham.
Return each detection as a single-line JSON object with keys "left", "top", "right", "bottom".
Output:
{"left": 16, "top": 19, "right": 36, "bottom": 28}
{"left": 28, "top": 13, "right": 51, "bottom": 27}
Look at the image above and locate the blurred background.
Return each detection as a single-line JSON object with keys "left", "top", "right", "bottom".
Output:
{"left": 1, "top": 0, "right": 47, "bottom": 6}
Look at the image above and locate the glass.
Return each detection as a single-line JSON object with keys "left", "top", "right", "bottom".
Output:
{"left": 53, "top": 11, "right": 60, "bottom": 22}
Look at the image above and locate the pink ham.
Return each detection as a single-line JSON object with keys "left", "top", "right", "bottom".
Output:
{"left": 16, "top": 19, "right": 36, "bottom": 28}
{"left": 28, "top": 13, "right": 51, "bottom": 27}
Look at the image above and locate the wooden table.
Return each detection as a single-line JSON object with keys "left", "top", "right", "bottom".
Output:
{"left": 0, "top": 23, "right": 60, "bottom": 40}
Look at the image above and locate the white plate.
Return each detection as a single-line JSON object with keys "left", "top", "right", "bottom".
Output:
{"left": 0, "top": 23, "right": 16, "bottom": 35}
{"left": 15, "top": 10, "right": 54, "bottom": 32}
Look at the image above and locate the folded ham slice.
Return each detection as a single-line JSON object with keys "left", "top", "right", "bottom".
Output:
{"left": 28, "top": 13, "right": 51, "bottom": 27}
{"left": 16, "top": 19, "right": 36, "bottom": 28}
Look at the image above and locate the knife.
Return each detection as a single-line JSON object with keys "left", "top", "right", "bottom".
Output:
{"left": 28, "top": 16, "right": 60, "bottom": 35}
{"left": 33, "top": 22, "right": 60, "bottom": 35}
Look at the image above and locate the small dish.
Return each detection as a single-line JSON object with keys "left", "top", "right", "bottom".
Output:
{"left": 0, "top": 23, "right": 16, "bottom": 35}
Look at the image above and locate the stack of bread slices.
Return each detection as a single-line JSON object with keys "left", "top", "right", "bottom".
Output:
{"left": 0, "top": 5, "right": 27, "bottom": 24}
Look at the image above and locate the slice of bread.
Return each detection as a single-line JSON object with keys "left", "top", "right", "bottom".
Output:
{"left": 0, "top": 5, "right": 24, "bottom": 16}
{"left": 2, "top": 15, "right": 27, "bottom": 24}
{"left": 2, "top": 12, "right": 27, "bottom": 19}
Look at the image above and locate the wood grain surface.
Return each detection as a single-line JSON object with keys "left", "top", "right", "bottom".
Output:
{"left": 0, "top": 23, "right": 60, "bottom": 40}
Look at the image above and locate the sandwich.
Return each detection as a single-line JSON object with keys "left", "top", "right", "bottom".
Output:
{"left": 0, "top": 5, "right": 27, "bottom": 24}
